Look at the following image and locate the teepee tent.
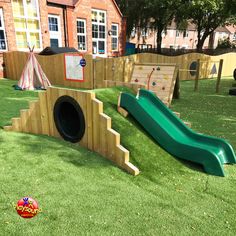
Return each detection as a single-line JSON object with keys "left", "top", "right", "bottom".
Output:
{"left": 18, "top": 49, "right": 51, "bottom": 90}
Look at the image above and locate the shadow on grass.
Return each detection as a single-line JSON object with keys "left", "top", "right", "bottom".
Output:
{"left": 1, "top": 131, "right": 114, "bottom": 170}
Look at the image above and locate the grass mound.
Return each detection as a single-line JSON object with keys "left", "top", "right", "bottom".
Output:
{"left": 0, "top": 78, "right": 236, "bottom": 235}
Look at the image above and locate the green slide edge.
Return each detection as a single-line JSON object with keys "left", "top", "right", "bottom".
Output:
{"left": 120, "top": 89, "right": 236, "bottom": 177}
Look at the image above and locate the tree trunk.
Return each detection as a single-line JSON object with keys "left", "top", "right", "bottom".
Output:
{"left": 156, "top": 26, "right": 163, "bottom": 53}
{"left": 196, "top": 31, "right": 209, "bottom": 52}
{"left": 208, "top": 32, "right": 215, "bottom": 49}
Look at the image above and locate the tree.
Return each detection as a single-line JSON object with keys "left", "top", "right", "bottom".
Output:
{"left": 187, "top": 0, "right": 236, "bottom": 52}
{"left": 115, "top": 0, "right": 148, "bottom": 37}
{"left": 145, "top": 0, "right": 189, "bottom": 53}
{"left": 116, "top": 0, "right": 188, "bottom": 53}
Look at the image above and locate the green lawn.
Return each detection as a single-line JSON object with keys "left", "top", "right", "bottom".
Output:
{"left": 0, "top": 78, "right": 236, "bottom": 235}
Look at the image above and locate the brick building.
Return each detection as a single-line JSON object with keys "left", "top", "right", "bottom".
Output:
{"left": 0, "top": 0, "right": 126, "bottom": 77}
{"left": 130, "top": 21, "right": 236, "bottom": 50}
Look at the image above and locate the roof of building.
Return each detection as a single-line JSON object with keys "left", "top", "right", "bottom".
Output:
{"left": 47, "top": 0, "right": 123, "bottom": 16}
{"left": 215, "top": 26, "right": 231, "bottom": 33}
{"left": 167, "top": 20, "right": 235, "bottom": 34}
{"left": 167, "top": 20, "right": 196, "bottom": 31}
{"left": 39, "top": 47, "right": 79, "bottom": 55}
{"left": 47, "top": 0, "right": 79, "bottom": 7}
{"left": 225, "top": 25, "right": 236, "bottom": 34}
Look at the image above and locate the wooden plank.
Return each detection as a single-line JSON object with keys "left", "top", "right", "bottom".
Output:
{"left": 38, "top": 91, "right": 50, "bottom": 135}
{"left": 29, "top": 101, "right": 40, "bottom": 134}
{"left": 12, "top": 118, "right": 21, "bottom": 132}
{"left": 3, "top": 126, "right": 13, "bottom": 131}
{"left": 75, "top": 91, "right": 88, "bottom": 148}
{"left": 194, "top": 59, "right": 200, "bottom": 92}
{"left": 84, "top": 54, "right": 94, "bottom": 89}
{"left": 99, "top": 113, "right": 111, "bottom": 157}
{"left": 20, "top": 109, "right": 30, "bottom": 133}
{"left": 86, "top": 92, "right": 95, "bottom": 150}
{"left": 216, "top": 59, "right": 224, "bottom": 93}
{"left": 46, "top": 87, "right": 55, "bottom": 136}
{"left": 92, "top": 98, "right": 103, "bottom": 152}
{"left": 107, "top": 128, "right": 120, "bottom": 162}
{"left": 94, "top": 57, "right": 105, "bottom": 88}
{"left": 50, "top": 87, "right": 61, "bottom": 138}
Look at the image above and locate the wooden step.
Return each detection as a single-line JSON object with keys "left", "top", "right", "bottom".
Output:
{"left": 184, "top": 121, "right": 192, "bottom": 128}
{"left": 117, "top": 107, "right": 129, "bottom": 117}
{"left": 4, "top": 126, "right": 13, "bottom": 131}
{"left": 11, "top": 118, "right": 21, "bottom": 131}
{"left": 173, "top": 112, "right": 180, "bottom": 118}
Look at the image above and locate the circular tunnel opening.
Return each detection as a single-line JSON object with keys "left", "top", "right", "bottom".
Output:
{"left": 189, "top": 61, "right": 197, "bottom": 76}
{"left": 53, "top": 96, "right": 85, "bottom": 143}
{"left": 234, "top": 68, "right": 236, "bottom": 80}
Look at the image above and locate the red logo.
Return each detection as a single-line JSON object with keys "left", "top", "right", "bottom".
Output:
{"left": 15, "top": 197, "right": 41, "bottom": 218}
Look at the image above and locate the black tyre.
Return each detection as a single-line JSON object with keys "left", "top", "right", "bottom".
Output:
{"left": 53, "top": 96, "right": 85, "bottom": 143}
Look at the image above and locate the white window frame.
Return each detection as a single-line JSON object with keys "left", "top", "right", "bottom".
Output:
{"left": 131, "top": 27, "right": 136, "bottom": 38}
{"left": 0, "top": 8, "right": 7, "bottom": 51}
{"left": 111, "top": 23, "right": 118, "bottom": 51}
{"left": 12, "top": 0, "right": 42, "bottom": 51}
{"left": 141, "top": 28, "right": 149, "bottom": 37}
{"left": 233, "top": 33, "right": 236, "bottom": 40}
{"left": 48, "top": 14, "right": 62, "bottom": 47}
{"left": 77, "top": 18, "right": 87, "bottom": 51}
{"left": 176, "top": 30, "right": 180, "bottom": 38}
{"left": 92, "top": 9, "right": 107, "bottom": 57}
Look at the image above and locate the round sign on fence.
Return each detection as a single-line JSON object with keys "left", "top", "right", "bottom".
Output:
{"left": 80, "top": 58, "right": 86, "bottom": 67}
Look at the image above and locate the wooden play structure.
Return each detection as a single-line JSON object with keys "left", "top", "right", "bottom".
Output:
{"left": 3, "top": 51, "right": 233, "bottom": 175}
{"left": 130, "top": 63, "right": 178, "bottom": 105}
{"left": 4, "top": 87, "right": 140, "bottom": 176}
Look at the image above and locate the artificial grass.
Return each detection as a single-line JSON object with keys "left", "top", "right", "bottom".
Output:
{"left": 0, "top": 79, "right": 38, "bottom": 127}
{"left": 0, "top": 78, "right": 236, "bottom": 235}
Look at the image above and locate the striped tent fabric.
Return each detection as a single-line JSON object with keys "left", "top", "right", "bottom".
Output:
{"left": 18, "top": 52, "right": 51, "bottom": 90}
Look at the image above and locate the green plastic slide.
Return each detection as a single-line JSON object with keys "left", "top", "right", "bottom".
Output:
{"left": 119, "top": 89, "right": 236, "bottom": 176}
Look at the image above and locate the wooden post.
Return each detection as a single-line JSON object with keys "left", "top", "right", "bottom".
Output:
{"left": 216, "top": 59, "right": 224, "bottom": 93}
{"left": 194, "top": 59, "right": 200, "bottom": 92}
{"left": 173, "top": 71, "right": 180, "bottom": 99}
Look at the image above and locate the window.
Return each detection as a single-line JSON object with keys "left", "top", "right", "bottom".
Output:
{"left": 161, "top": 31, "right": 166, "bottom": 37}
{"left": 77, "top": 19, "right": 87, "bottom": 51}
{"left": 233, "top": 33, "right": 236, "bottom": 40}
{"left": 0, "top": 9, "right": 7, "bottom": 51}
{"left": 141, "top": 28, "right": 149, "bottom": 37}
{"left": 91, "top": 9, "right": 106, "bottom": 56}
{"left": 183, "top": 30, "right": 189, "bottom": 38}
{"left": 111, "top": 24, "right": 118, "bottom": 51}
{"left": 48, "top": 15, "right": 62, "bottom": 47}
{"left": 12, "top": 0, "right": 41, "bottom": 50}
{"left": 176, "top": 30, "right": 180, "bottom": 38}
{"left": 131, "top": 28, "right": 135, "bottom": 38}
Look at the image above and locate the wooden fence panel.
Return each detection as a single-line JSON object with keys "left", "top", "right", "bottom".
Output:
{"left": 4, "top": 52, "right": 94, "bottom": 89}
{"left": 93, "top": 57, "right": 106, "bottom": 88}
{"left": 4, "top": 51, "right": 236, "bottom": 88}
